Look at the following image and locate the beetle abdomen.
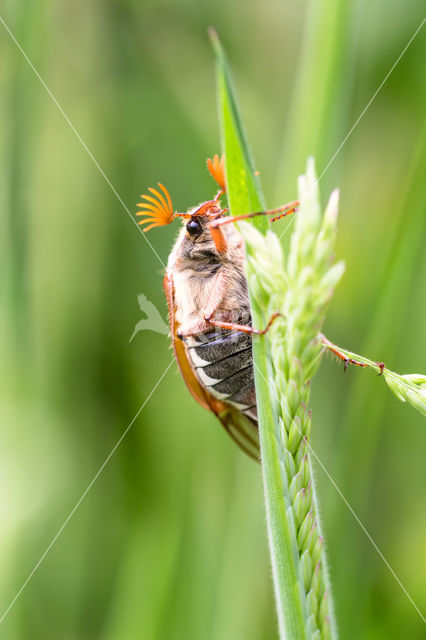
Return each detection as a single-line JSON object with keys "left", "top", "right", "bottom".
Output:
{"left": 186, "top": 329, "right": 257, "bottom": 422}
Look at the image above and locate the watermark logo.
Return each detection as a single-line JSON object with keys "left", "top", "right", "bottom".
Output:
{"left": 129, "top": 294, "right": 169, "bottom": 342}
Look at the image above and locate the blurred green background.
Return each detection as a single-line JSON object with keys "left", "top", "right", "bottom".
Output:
{"left": 0, "top": 1, "right": 425, "bottom": 638}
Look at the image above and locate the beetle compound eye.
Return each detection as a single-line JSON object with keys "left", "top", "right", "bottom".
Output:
{"left": 186, "top": 219, "right": 202, "bottom": 236}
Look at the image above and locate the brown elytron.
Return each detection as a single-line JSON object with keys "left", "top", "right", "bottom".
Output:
{"left": 137, "top": 155, "right": 300, "bottom": 459}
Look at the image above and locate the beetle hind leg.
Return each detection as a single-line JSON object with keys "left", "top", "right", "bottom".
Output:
{"left": 321, "top": 335, "right": 368, "bottom": 372}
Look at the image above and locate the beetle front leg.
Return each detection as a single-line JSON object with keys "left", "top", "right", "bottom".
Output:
{"left": 209, "top": 219, "right": 229, "bottom": 253}
{"left": 208, "top": 201, "right": 299, "bottom": 253}
{"left": 210, "top": 199, "right": 299, "bottom": 235}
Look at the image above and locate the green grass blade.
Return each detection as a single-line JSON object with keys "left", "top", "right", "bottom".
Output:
{"left": 208, "top": 28, "right": 267, "bottom": 227}
{"left": 210, "top": 29, "right": 338, "bottom": 640}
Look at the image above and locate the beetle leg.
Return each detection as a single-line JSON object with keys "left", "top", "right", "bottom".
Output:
{"left": 209, "top": 221, "right": 228, "bottom": 253}
{"left": 211, "top": 200, "right": 299, "bottom": 230}
{"left": 268, "top": 200, "right": 300, "bottom": 222}
{"left": 201, "top": 271, "right": 283, "bottom": 335}
{"left": 208, "top": 200, "right": 299, "bottom": 253}
{"left": 205, "top": 312, "right": 283, "bottom": 336}
{"left": 321, "top": 335, "right": 369, "bottom": 372}
{"left": 376, "top": 362, "right": 385, "bottom": 376}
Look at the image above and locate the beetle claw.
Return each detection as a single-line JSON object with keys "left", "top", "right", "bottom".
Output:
{"left": 376, "top": 362, "right": 385, "bottom": 376}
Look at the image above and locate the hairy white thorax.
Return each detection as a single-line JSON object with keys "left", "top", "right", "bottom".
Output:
{"left": 166, "top": 217, "right": 250, "bottom": 336}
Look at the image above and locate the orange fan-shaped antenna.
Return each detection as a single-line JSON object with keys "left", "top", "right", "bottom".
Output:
{"left": 136, "top": 183, "right": 174, "bottom": 231}
{"left": 207, "top": 154, "right": 226, "bottom": 192}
